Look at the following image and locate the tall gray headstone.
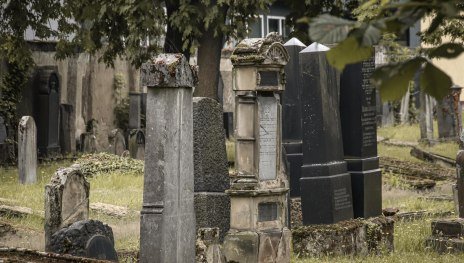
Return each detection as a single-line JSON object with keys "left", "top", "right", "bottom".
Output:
{"left": 44, "top": 166, "right": 89, "bottom": 251}
{"left": 437, "top": 85, "right": 462, "bottom": 139}
{"left": 139, "top": 54, "right": 196, "bottom": 263}
{"left": 108, "top": 129, "right": 126, "bottom": 156}
{"left": 420, "top": 92, "right": 435, "bottom": 142}
{"left": 60, "top": 104, "right": 76, "bottom": 154}
{"left": 193, "top": 97, "right": 230, "bottom": 241}
{"left": 18, "top": 116, "right": 37, "bottom": 184}
{"left": 129, "top": 92, "right": 141, "bottom": 130}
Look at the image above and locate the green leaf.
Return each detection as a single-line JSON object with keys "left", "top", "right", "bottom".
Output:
{"left": 309, "top": 14, "right": 355, "bottom": 44}
{"left": 429, "top": 43, "right": 464, "bottom": 59}
{"left": 373, "top": 57, "right": 426, "bottom": 101}
{"left": 420, "top": 62, "right": 452, "bottom": 99}
{"left": 325, "top": 37, "right": 373, "bottom": 71}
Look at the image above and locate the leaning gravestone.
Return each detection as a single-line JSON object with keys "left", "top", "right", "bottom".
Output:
{"left": 340, "top": 58, "right": 382, "bottom": 218}
{"left": 44, "top": 166, "right": 89, "bottom": 251}
{"left": 139, "top": 54, "right": 197, "bottom": 263}
{"left": 18, "top": 116, "right": 37, "bottom": 184}
{"left": 49, "top": 219, "right": 118, "bottom": 261}
{"left": 107, "top": 129, "right": 126, "bottom": 156}
{"left": 299, "top": 43, "right": 354, "bottom": 224}
{"left": 193, "top": 97, "right": 230, "bottom": 241}
{"left": 282, "top": 37, "right": 306, "bottom": 198}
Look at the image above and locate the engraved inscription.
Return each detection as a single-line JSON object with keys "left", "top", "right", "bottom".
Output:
{"left": 334, "top": 188, "right": 352, "bottom": 210}
{"left": 259, "top": 71, "right": 279, "bottom": 86}
{"left": 258, "top": 202, "right": 279, "bottom": 222}
{"left": 259, "top": 96, "right": 278, "bottom": 180}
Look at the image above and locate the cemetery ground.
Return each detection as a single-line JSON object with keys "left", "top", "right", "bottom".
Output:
{"left": 0, "top": 123, "right": 462, "bottom": 262}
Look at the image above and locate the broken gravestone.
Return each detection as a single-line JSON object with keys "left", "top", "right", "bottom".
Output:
{"left": 49, "top": 219, "right": 118, "bottom": 261}
{"left": 18, "top": 116, "right": 37, "bottom": 184}
{"left": 44, "top": 166, "right": 89, "bottom": 251}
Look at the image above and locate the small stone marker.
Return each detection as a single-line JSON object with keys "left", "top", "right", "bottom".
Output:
{"left": 108, "top": 129, "right": 126, "bottom": 156}
{"left": 139, "top": 53, "right": 197, "bottom": 263}
{"left": 299, "top": 42, "right": 354, "bottom": 224}
{"left": 193, "top": 97, "right": 230, "bottom": 241}
{"left": 340, "top": 58, "right": 382, "bottom": 218}
{"left": 282, "top": 37, "right": 306, "bottom": 198}
{"left": 44, "top": 166, "right": 89, "bottom": 251}
{"left": 18, "top": 116, "right": 37, "bottom": 184}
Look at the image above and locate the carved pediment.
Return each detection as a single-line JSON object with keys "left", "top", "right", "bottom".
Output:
{"left": 263, "top": 44, "right": 289, "bottom": 65}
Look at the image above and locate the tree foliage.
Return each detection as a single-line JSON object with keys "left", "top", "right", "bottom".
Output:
{"left": 308, "top": 0, "right": 463, "bottom": 101}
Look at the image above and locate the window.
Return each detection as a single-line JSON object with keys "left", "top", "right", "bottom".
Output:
{"left": 267, "top": 16, "right": 286, "bottom": 37}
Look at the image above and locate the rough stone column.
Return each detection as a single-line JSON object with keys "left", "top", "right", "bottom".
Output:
{"left": 18, "top": 116, "right": 37, "bottom": 184}
{"left": 420, "top": 92, "right": 434, "bottom": 142}
{"left": 139, "top": 54, "right": 197, "bottom": 263}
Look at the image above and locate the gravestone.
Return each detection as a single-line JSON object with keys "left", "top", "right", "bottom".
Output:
{"left": 420, "top": 92, "right": 435, "bottom": 142}
{"left": 128, "top": 129, "right": 145, "bottom": 160}
{"left": 0, "top": 116, "right": 8, "bottom": 163}
{"left": 223, "top": 33, "right": 291, "bottom": 263}
{"left": 437, "top": 85, "right": 462, "bottom": 139}
{"left": 193, "top": 97, "right": 230, "bottom": 241}
{"left": 223, "top": 112, "right": 234, "bottom": 139}
{"left": 35, "top": 67, "right": 61, "bottom": 157}
{"left": 80, "top": 133, "right": 97, "bottom": 153}
{"left": 340, "top": 59, "right": 382, "bottom": 218}
{"left": 49, "top": 219, "right": 117, "bottom": 261}
{"left": 299, "top": 43, "right": 354, "bottom": 224}
{"left": 0, "top": 116, "right": 6, "bottom": 145}
{"left": 129, "top": 92, "right": 141, "bottom": 130}
{"left": 108, "top": 129, "right": 126, "bottom": 156}
{"left": 282, "top": 37, "right": 306, "bottom": 198}
{"left": 18, "top": 116, "right": 37, "bottom": 184}
{"left": 44, "top": 166, "right": 89, "bottom": 251}
{"left": 139, "top": 54, "right": 196, "bottom": 263}
{"left": 59, "top": 104, "right": 76, "bottom": 154}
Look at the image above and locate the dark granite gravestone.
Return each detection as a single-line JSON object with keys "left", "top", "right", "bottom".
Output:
{"left": 299, "top": 43, "right": 354, "bottom": 225}
{"left": 35, "top": 67, "right": 61, "bottom": 157}
{"left": 282, "top": 37, "right": 306, "bottom": 198}
{"left": 86, "top": 235, "right": 118, "bottom": 261}
{"left": 437, "top": 85, "right": 462, "bottom": 139}
{"left": 340, "top": 59, "right": 382, "bottom": 219}
{"left": 59, "top": 104, "right": 75, "bottom": 154}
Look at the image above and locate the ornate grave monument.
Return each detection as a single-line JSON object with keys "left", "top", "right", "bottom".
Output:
{"left": 223, "top": 33, "right": 291, "bottom": 263}
{"left": 299, "top": 43, "right": 354, "bottom": 224}
{"left": 340, "top": 59, "right": 382, "bottom": 218}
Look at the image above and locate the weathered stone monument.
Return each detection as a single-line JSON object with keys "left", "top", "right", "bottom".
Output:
{"left": 18, "top": 116, "right": 37, "bottom": 184}
{"left": 437, "top": 85, "right": 462, "bottom": 139}
{"left": 107, "top": 129, "right": 126, "bottom": 156}
{"left": 44, "top": 166, "right": 89, "bottom": 251}
{"left": 223, "top": 33, "right": 291, "bottom": 262}
{"left": 420, "top": 92, "right": 435, "bottom": 143}
{"left": 35, "top": 67, "right": 61, "bottom": 157}
{"left": 139, "top": 54, "right": 196, "bottom": 263}
{"left": 128, "top": 91, "right": 142, "bottom": 130}
{"left": 0, "top": 116, "right": 7, "bottom": 163}
{"left": 128, "top": 129, "right": 145, "bottom": 160}
{"left": 59, "top": 104, "right": 76, "bottom": 154}
{"left": 340, "top": 59, "right": 382, "bottom": 218}
{"left": 193, "top": 97, "right": 230, "bottom": 241}
{"left": 282, "top": 37, "right": 306, "bottom": 198}
{"left": 299, "top": 43, "right": 354, "bottom": 224}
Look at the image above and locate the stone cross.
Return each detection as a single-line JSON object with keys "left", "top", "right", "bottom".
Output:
{"left": 282, "top": 37, "right": 307, "bottom": 198}
{"left": 139, "top": 54, "right": 197, "bottom": 263}
{"left": 299, "top": 43, "right": 354, "bottom": 224}
{"left": 18, "top": 116, "right": 37, "bottom": 184}
{"left": 340, "top": 58, "right": 382, "bottom": 218}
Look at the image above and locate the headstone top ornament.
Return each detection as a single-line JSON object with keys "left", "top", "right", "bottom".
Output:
{"left": 301, "top": 42, "right": 330, "bottom": 53}
{"left": 231, "top": 33, "right": 289, "bottom": 66}
{"left": 140, "top": 53, "right": 198, "bottom": 88}
{"left": 283, "top": 37, "right": 306, "bottom": 47}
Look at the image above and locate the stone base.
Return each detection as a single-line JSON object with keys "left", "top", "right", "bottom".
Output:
{"left": 292, "top": 217, "right": 394, "bottom": 258}
{"left": 196, "top": 228, "right": 226, "bottom": 263}
{"left": 426, "top": 237, "right": 464, "bottom": 253}
{"left": 223, "top": 228, "right": 291, "bottom": 263}
{"left": 300, "top": 173, "right": 354, "bottom": 224}
{"left": 350, "top": 168, "right": 382, "bottom": 218}
{"left": 194, "top": 192, "right": 230, "bottom": 242}
{"left": 426, "top": 218, "right": 464, "bottom": 253}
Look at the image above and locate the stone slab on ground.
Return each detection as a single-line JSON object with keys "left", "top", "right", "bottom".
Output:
{"left": 0, "top": 205, "right": 33, "bottom": 218}
{"left": 292, "top": 217, "right": 394, "bottom": 258}
{"left": 0, "top": 221, "right": 16, "bottom": 237}
{"left": 426, "top": 237, "right": 464, "bottom": 253}
{"left": 431, "top": 218, "right": 464, "bottom": 237}
{"left": 0, "top": 247, "right": 112, "bottom": 262}
{"left": 89, "top": 203, "right": 131, "bottom": 217}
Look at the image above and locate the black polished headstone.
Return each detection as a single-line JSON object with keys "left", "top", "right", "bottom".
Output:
{"left": 85, "top": 235, "right": 118, "bottom": 261}
{"left": 282, "top": 38, "right": 306, "bottom": 198}
{"left": 299, "top": 43, "right": 354, "bottom": 225}
{"left": 35, "top": 67, "right": 61, "bottom": 157}
{"left": 340, "top": 59, "right": 382, "bottom": 219}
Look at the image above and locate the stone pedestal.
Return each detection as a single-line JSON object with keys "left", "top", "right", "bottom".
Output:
{"left": 223, "top": 33, "right": 291, "bottom": 263}
{"left": 340, "top": 59, "right": 382, "bottom": 218}
{"left": 282, "top": 38, "right": 306, "bottom": 198}
{"left": 299, "top": 43, "right": 354, "bottom": 225}
{"left": 18, "top": 116, "right": 37, "bottom": 184}
{"left": 139, "top": 54, "right": 196, "bottom": 263}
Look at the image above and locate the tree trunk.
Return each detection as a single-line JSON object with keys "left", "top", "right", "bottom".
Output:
{"left": 195, "top": 28, "right": 223, "bottom": 100}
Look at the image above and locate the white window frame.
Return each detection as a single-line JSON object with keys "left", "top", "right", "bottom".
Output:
{"left": 259, "top": 15, "right": 265, "bottom": 38}
{"left": 266, "top": 15, "right": 285, "bottom": 36}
